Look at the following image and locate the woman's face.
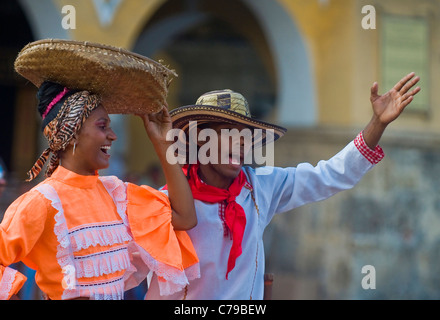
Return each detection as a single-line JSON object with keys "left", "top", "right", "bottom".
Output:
{"left": 66, "top": 105, "right": 117, "bottom": 175}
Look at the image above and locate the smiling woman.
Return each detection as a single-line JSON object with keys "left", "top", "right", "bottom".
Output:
{"left": 25, "top": 81, "right": 105, "bottom": 181}
{"left": 57, "top": 101, "right": 118, "bottom": 176}
{"left": 0, "top": 39, "right": 199, "bottom": 300}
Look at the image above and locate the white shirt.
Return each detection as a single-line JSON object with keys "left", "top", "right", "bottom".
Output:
{"left": 146, "top": 134, "right": 383, "bottom": 300}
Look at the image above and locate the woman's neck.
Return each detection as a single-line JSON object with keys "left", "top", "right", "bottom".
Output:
{"left": 59, "top": 153, "right": 97, "bottom": 176}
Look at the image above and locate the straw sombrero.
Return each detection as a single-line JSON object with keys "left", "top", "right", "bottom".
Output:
{"left": 14, "top": 39, "right": 177, "bottom": 114}
{"left": 170, "top": 89, "right": 287, "bottom": 148}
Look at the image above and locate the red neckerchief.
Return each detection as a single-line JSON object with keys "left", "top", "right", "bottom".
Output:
{"left": 165, "top": 164, "right": 247, "bottom": 279}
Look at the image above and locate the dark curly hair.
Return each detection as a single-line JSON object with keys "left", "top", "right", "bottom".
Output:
{"left": 37, "top": 81, "right": 78, "bottom": 130}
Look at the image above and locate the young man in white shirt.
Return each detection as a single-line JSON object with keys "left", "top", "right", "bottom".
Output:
{"left": 146, "top": 72, "right": 420, "bottom": 300}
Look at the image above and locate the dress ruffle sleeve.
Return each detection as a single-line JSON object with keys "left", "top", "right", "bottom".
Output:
{"left": 0, "top": 190, "right": 47, "bottom": 300}
{"left": 0, "top": 266, "right": 27, "bottom": 300}
{"left": 125, "top": 183, "right": 199, "bottom": 296}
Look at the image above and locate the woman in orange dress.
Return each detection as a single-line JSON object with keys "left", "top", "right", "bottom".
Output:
{"left": 0, "top": 40, "right": 199, "bottom": 300}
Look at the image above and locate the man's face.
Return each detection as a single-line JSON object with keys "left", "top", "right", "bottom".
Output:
{"left": 198, "top": 122, "right": 252, "bottom": 181}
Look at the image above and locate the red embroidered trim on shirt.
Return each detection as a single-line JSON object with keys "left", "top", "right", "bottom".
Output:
{"left": 244, "top": 181, "right": 253, "bottom": 190}
{"left": 219, "top": 201, "right": 230, "bottom": 238}
{"left": 354, "top": 131, "right": 384, "bottom": 165}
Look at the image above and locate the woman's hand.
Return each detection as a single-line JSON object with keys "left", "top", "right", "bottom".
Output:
{"left": 137, "top": 104, "right": 197, "bottom": 230}
{"left": 137, "top": 104, "right": 172, "bottom": 146}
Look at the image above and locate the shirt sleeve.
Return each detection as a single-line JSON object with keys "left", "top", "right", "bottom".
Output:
{"left": 0, "top": 266, "right": 27, "bottom": 300}
{"left": 354, "top": 130, "right": 385, "bottom": 164}
{"left": 253, "top": 132, "right": 384, "bottom": 223}
{"left": 0, "top": 190, "right": 48, "bottom": 299}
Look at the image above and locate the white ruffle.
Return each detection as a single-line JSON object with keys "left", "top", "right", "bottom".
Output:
{"left": 77, "top": 277, "right": 125, "bottom": 300}
{"left": 98, "top": 176, "right": 129, "bottom": 226}
{"left": 35, "top": 183, "right": 131, "bottom": 300}
{"left": 35, "top": 184, "right": 79, "bottom": 299}
{"left": 0, "top": 267, "right": 18, "bottom": 300}
{"left": 101, "top": 176, "right": 201, "bottom": 296}
{"left": 156, "top": 262, "right": 201, "bottom": 297}
{"left": 74, "top": 245, "right": 131, "bottom": 278}
{"left": 36, "top": 176, "right": 196, "bottom": 299}
{"left": 128, "top": 242, "right": 200, "bottom": 296}
{"left": 69, "top": 223, "right": 132, "bottom": 252}
{"left": 183, "top": 262, "right": 201, "bottom": 283}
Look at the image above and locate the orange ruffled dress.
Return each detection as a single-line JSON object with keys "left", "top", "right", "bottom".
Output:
{"left": 0, "top": 166, "right": 199, "bottom": 300}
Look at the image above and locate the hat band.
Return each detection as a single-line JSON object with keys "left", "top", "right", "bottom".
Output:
{"left": 42, "top": 87, "right": 70, "bottom": 120}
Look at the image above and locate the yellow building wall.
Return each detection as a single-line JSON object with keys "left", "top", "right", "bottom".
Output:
{"left": 53, "top": 0, "right": 440, "bottom": 131}
{"left": 279, "top": 0, "right": 357, "bottom": 126}
{"left": 359, "top": 0, "right": 440, "bottom": 136}
{"left": 56, "top": 0, "right": 358, "bottom": 127}
{"left": 55, "top": 0, "right": 165, "bottom": 48}
{"left": 281, "top": 0, "right": 440, "bottom": 135}
{"left": 53, "top": 0, "right": 174, "bottom": 175}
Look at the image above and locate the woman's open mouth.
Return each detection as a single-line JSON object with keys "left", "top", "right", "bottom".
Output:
{"left": 100, "top": 145, "right": 111, "bottom": 156}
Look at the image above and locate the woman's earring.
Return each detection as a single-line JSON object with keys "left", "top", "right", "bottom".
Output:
{"left": 73, "top": 142, "right": 76, "bottom": 156}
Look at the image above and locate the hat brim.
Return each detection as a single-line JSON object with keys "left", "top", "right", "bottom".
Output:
{"left": 14, "top": 39, "right": 177, "bottom": 114}
{"left": 170, "top": 105, "right": 287, "bottom": 147}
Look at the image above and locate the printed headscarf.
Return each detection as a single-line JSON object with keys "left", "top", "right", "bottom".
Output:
{"left": 27, "top": 90, "right": 100, "bottom": 181}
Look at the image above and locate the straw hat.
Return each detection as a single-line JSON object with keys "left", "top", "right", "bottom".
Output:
{"left": 14, "top": 39, "right": 177, "bottom": 114}
{"left": 170, "top": 89, "right": 287, "bottom": 147}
